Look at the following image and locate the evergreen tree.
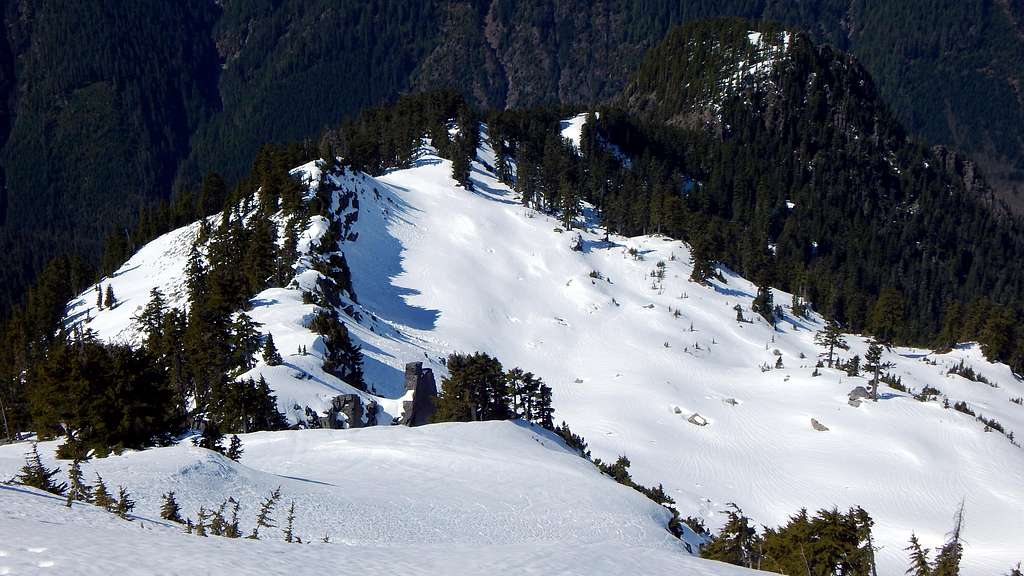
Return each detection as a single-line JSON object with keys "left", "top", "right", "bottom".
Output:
{"left": 115, "top": 485, "right": 136, "bottom": 519}
{"left": 431, "top": 352, "right": 509, "bottom": 422}
{"left": 226, "top": 435, "right": 244, "bottom": 461}
{"left": 161, "top": 491, "right": 184, "bottom": 523}
{"left": 96, "top": 285, "right": 104, "bottom": 310}
{"left": 905, "top": 534, "right": 931, "bottom": 576}
{"left": 193, "top": 421, "right": 225, "bottom": 454}
{"left": 93, "top": 474, "right": 115, "bottom": 511}
{"left": 559, "top": 176, "right": 579, "bottom": 229}
{"left": 933, "top": 504, "right": 964, "bottom": 576}
{"left": 815, "top": 319, "right": 849, "bottom": 368}
{"left": 284, "top": 500, "right": 297, "bottom": 543}
{"left": 869, "top": 288, "right": 905, "bottom": 343}
{"left": 134, "top": 288, "right": 167, "bottom": 350}
{"left": 751, "top": 284, "right": 774, "bottom": 324}
{"left": 244, "top": 210, "right": 278, "bottom": 294}
{"left": 262, "top": 334, "right": 283, "bottom": 366}
{"left": 701, "top": 504, "right": 760, "bottom": 568}
{"left": 66, "top": 459, "right": 91, "bottom": 504}
{"left": 195, "top": 507, "right": 209, "bottom": 536}
{"left": 14, "top": 443, "right": 66, "bottom": 496}
{"left": 225, "top": 498, "right": 242, "bottom": 538}
{"left": 104, "top": 285, "right": 117, "bottom": 309}
{"left": 210, "top": 500, "right": 228, "bottom": 536}
{"left": 230, "top": 312, "right": 263, "bottom": 373}
{"left": 864, "top": 339, "right": 892, "bottom": 401}
{"left": 249, "top": 486, "right": 282, "bottom": 539}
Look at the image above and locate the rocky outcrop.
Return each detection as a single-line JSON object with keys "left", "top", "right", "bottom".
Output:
{"left": 400, "top": 362, "right": 438, "bottom": 426}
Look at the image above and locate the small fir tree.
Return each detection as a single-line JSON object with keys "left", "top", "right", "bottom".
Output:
{"left": 195, "top": 507, "right": 209, "bottom": 537}
{"left": 284, "top": 500, "right": 297, "bottom": 543}
{"left": 933, "top": 504, "right": 965, "bottom": 576}
{"left": 906, "top": 533, "right": 931, "bottom": 576}
{"left": 15, "top": 443, "right": 66, "bottom": 496}
{"left": 93, "top": 474, "right": 115, "bottom": 510}
{"left": 161, "top": 491, "right": 184, "bottom": 523}
{"left": 210, "top": 500, "right": 228, "bottom": 536}
{"left": 263, "top": 334, "right": 283, "bottom": 366}
{"left": 226, "top": 435, "right": 244, "bottom": 461}
{"left": 115, "top": 485, "right": 135, "bottom": 519}
{"left": 66, "top": 459, "right": 91, "bottom": 503}
{"left": 249, "top": 486, "right": 282, "bottom": 539}
{"left": 225, "top": 498, "right": 242, "bottom": 538}
{"left": 815, "top": 319, "right": 849, "bottom": 368}
{"left": 104, "top": 285, "right": 117, "bottom": 309}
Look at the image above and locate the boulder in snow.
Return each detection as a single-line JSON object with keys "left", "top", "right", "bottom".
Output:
{"left": 687, "top": 413, "right": 708, "bottom": 426}
{"left": 810, "top": 418, "right": 829, "bottom": 432}
{"left": 570, "top": 232, "right": 584, "bottom": 252}
{"left": 848, "top": 386, "right": 871, "bottom": 402}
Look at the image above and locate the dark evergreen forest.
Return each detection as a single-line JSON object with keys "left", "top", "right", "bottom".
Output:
{"left": 2, "top": 0, "right": 1024, "bottom": 315}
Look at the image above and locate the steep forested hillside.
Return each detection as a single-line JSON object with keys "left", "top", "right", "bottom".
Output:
{"left": 2, "top": 0, "right": 1024, "bottom": 315}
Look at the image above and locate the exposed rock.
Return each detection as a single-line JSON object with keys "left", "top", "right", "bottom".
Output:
{"left": 672, "top": 406, "right": 682, "bottom": 414}
{"left": 810, "top": 418, "right": 829, "bottom": 432}
{"left": 687, "top": 413, "right": 708, "bottom": 426}
{"left": 722, "top": 398, "right": 739, "bottom": 406}
{"left": 848, "top": 399, "right": 862, "bottom": 408}
{"left": 848, "top": 386, "right": 871, "bottom": 402}
{"left": 570, "top": 232, "right": 584, "bottom": 251}
{"left": 400, "top": 361, "right": 438, "bottom": 426}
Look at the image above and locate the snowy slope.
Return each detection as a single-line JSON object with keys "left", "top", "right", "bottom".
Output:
{"left": 1, "top": 422, "right": 762, "bottom": 575}
{"left": 59, "top": 126, "right": 1024, "bottom": 574}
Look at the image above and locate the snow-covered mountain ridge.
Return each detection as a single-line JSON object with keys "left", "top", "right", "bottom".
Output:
{"left": 28, "top": 123, "right": 1024, "bottom": 574}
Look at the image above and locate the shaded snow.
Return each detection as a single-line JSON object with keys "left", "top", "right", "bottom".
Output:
{"left": 1, "top": 422, "right": 760, "bottom": 575}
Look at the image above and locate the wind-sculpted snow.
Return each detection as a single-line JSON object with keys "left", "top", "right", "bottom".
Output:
{"left": 58, "top": 126, "right": 1024, "bottom": 574}
{"left": 0, "top": 422, "right": 762, "bottom": 575}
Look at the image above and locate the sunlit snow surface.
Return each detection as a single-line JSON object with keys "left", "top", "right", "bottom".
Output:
{"left": 46, "top": 125, "right": 1024, "bottom": 574}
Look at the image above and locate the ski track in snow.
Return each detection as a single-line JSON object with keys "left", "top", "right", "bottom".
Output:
{"left": 35, "top": 120, "right": 1024, "bottom": 574}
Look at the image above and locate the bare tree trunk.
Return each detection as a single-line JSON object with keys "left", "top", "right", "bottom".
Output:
{"left": 0, "top": 393, "right": 10, "bottom": 442}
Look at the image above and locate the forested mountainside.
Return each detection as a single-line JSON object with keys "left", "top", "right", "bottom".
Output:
{"left": 2, "top": 0, "right": 1024, "bottom": 314}
{"left": 606, "top": 19, "right": 1024, "bottom": 358}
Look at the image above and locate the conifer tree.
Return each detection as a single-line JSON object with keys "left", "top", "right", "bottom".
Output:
{"left": 558, "top": 176, "right": 579, "bottom": 229}
{"left": 815, "top": 319, "right": 849, "bottom": 368}
{"left": 193, "top": 421, "right": 225, "bottom": 454}
{"left": 905, "top": 534, "right": 931, "bottom": 576}
{"left": 93, "top": 474, "right": 115, "bottom": 510}
{"left": 210, "top": 500, "right": 228, "bottom": 536}
{"left": 284, "top": 500, "right": 296, "bottom": 543}
{"left": 66, "top": 459, "right": 91, "bottom": 503}
{"left": 249, "top": 486, "right": 282, "bottom": 539}
{"left": 864, "top": 339, "right": 892, "bottom": 401}
{"left": 135, "top": 288, "right": 167, "bottom": 349}
{"left": 225, "top": 498, "right": 242, "bottom": 538}
{"left": 104, "top": 285, "right": 117, "bottom": 309}
{"left": 115, "top": 486, "right": 135, "bottom": 519}
{"left": 229, "top": 312, "right": 263, "bottom": 373}
{"left": 96, "top": 285, "right": 104, "bottom": 310}
{"left": 263, "top": 334, "right": 283, "bottom": 366}
{"left": 226, "top": 435, "right": 244, "bottom": 461}
{"left": 195, "top": 507, "right": 209, "bottom": 537}
{"left": 752, "top": 284, "right": 774, "bottom": 324}
{"left": 933, "top": 504, "right": 965, "bottom": 576}
{"left": 15, "top": 443, "right": 66, "bottom": 496}
{"left": 161, "top": 491, "right": 184, "bottom": 523}
{"left": 701, "top": 504, "right": 760, "bottom": 568}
